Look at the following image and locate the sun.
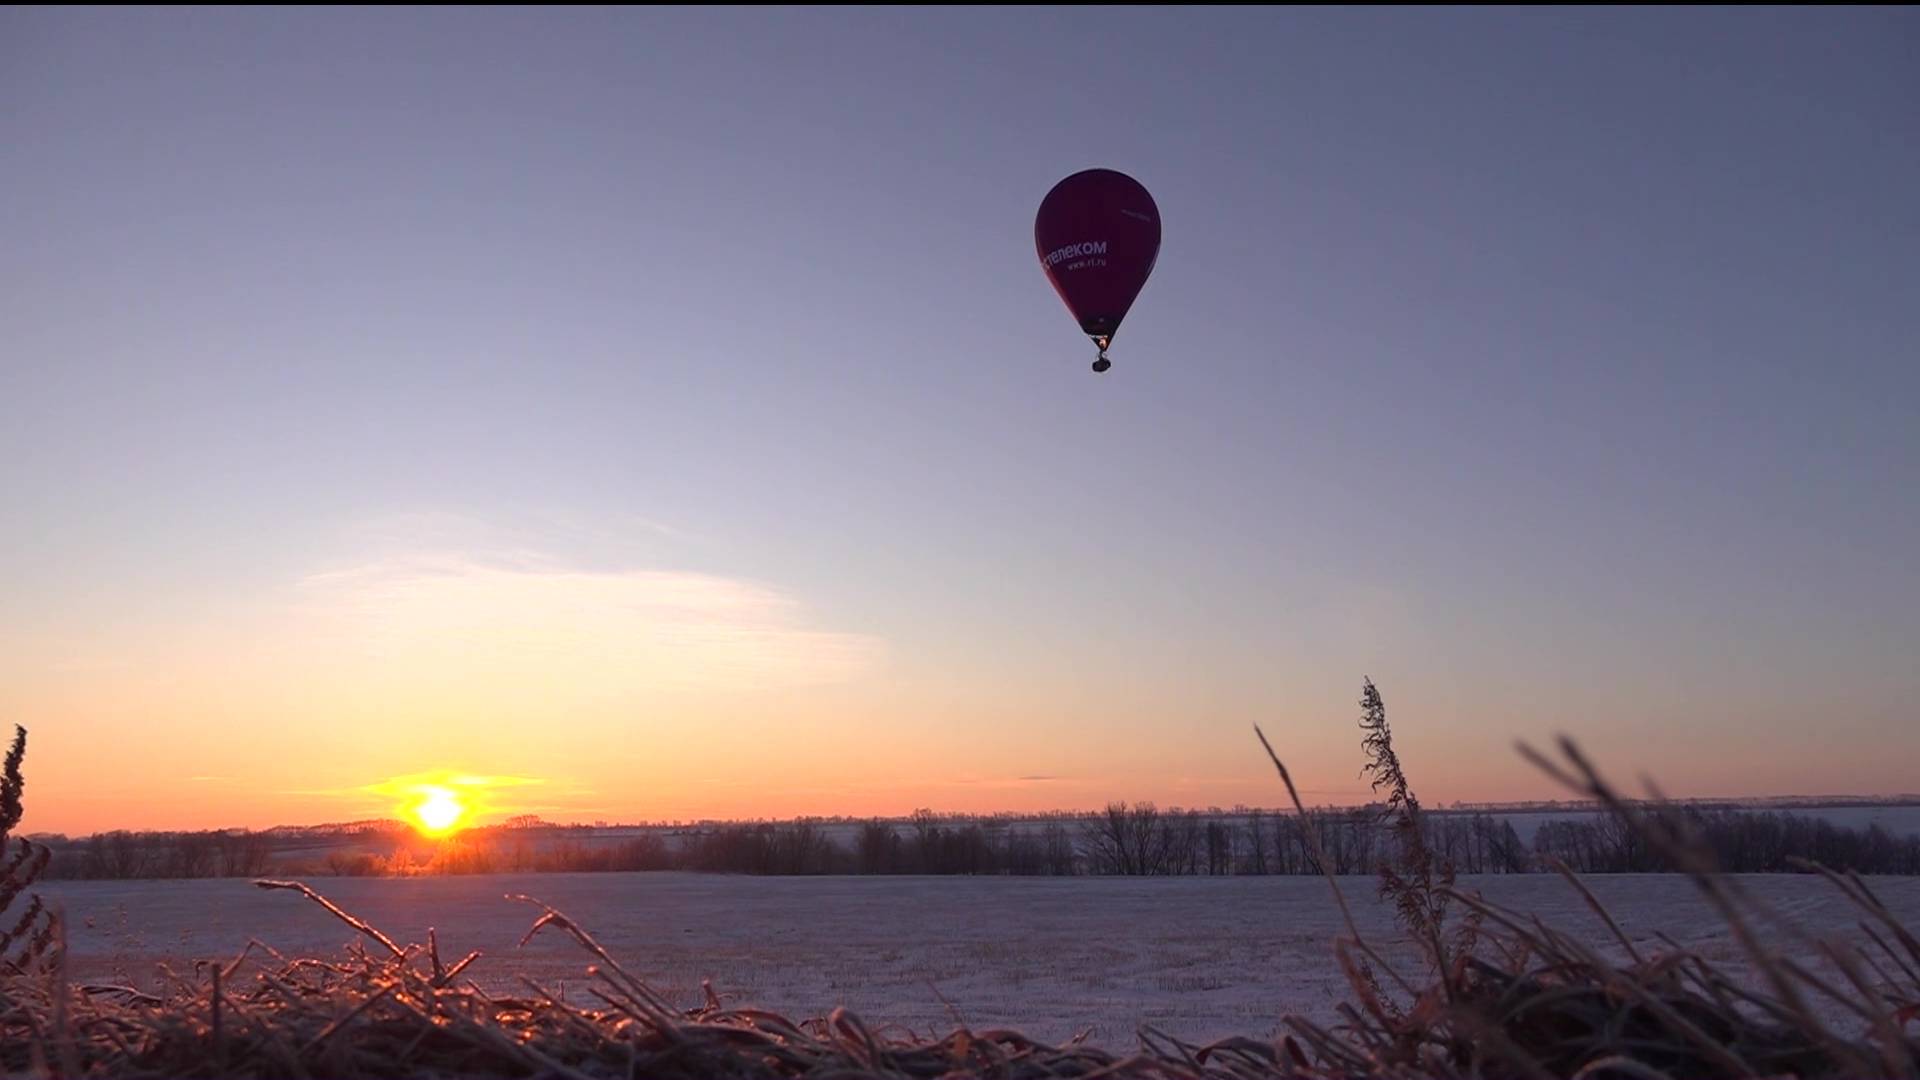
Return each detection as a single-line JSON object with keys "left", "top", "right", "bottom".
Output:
{"left": 365, "top": 770, "right": 538, "bottom": 837}
{"left": 409, "top": 786, "right": 467, "bottom": 837}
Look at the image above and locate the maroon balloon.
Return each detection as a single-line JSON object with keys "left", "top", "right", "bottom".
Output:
{"left": 1035, "top": 168, "right": 1161, "bottom": 372}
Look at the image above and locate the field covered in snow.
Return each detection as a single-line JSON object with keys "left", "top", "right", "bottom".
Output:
{"left": 37, "top": 871, "right": 1920, "bottom": 1047}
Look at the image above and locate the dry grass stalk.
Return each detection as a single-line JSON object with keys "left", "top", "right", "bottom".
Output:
{"left": 1, "top": 725, "right": 56, "bottom": 975}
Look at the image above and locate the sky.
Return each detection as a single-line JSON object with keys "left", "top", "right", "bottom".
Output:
{"left": 3, "top": 8, "right": 1916, "bottom": 835}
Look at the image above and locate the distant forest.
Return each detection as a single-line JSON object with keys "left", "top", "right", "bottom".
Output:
{"left": 35, "top": 802, "right": 1920, "bottom": 880}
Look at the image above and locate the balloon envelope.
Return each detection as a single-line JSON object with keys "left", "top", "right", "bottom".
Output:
{"left": 1034, "top": 169, "right": 1161, "bottom": 347}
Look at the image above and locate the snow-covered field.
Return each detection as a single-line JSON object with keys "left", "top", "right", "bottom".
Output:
{"left": 36, "top": 872, "right": 1920, "bottom": 1047}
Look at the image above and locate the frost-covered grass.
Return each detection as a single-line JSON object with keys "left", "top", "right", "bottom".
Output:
{"left": 35, "top": 870, "right": 1920, "bottom": 1047}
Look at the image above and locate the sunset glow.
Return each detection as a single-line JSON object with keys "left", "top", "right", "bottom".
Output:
{"left": 353, "top": 771, "right": 538, "bottom": 839}
{"left": 409, "top": 786, "right": 466, "bottom": 837}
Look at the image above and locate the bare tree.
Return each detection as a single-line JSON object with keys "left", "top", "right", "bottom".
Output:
{"left": 1205, "top": 820, "right": 1233, "bottom": 875}
{"left": 1245, "top": 811, "right": 1269, "bottom": 875}
{"left": 1042, "top": 823, "right": 1078, "bottom": 875}
{"left": 857, "top": 820, "right": 901, "bottom": 874}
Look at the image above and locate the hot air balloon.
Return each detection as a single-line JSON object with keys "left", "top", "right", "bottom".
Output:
{"left": 1035, "top": 168, "right": 1161, "bottom": 373}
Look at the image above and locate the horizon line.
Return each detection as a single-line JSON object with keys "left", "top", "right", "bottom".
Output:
{"left": 26, "top": 791, "right": 1920, "bottom": 840}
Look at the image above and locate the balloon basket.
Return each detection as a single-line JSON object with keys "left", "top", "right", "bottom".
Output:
{"left": 1090, "top": 334, "right": 1112, "bottom": 373}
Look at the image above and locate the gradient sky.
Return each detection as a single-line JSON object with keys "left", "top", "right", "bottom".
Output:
{"left": 4, "top": 8, "right": 1916, "bottom": 835}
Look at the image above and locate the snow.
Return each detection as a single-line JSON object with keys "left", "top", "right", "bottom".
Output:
{"left": 34, "top": 872, "right": 1920, "bottom": 1048}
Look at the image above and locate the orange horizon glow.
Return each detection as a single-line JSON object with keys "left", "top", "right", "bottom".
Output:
{"left": 355, "top": 770, "right": 537, "bottom": 839}
{"left": 10, "top": 537, "right": 1918, "bottom": 839}
{"left": 408, "top": 785, "right": 467, "bottom": 837}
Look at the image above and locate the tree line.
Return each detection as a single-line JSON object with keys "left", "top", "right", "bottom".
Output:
{"left": 40, "top": 829, "right": 276, "bottom": 880}
{"left": 1532, "top": 805, "right": 1920, "bottom": 874}
{"left": 37, "top": 802, "right": 1920, "bottom": 879}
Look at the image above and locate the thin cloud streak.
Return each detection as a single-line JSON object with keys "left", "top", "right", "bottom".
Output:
{"left": 291, "top": 551, "right": 886, "bottom": 689}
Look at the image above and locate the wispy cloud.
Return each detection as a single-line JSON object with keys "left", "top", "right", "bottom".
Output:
{"left": 283, "top": 770, "right": 605, "bottom": 824}
{"left": 291, "top": 548, "right": 884, "bottom": 689}
{"left": 343, "top": 510, "right": 698, "bottom": 566}
{"left": 358, "top": 771, "right": 546, "bottom": 799}
{"left": 935, "top": 775, "right": 1072, "bottom": 790}
{"left": 49, "top": 657, "right": 129, "bottom": 674}
{"left": 286, "top": 774, "right": 544, "bottom": 799}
